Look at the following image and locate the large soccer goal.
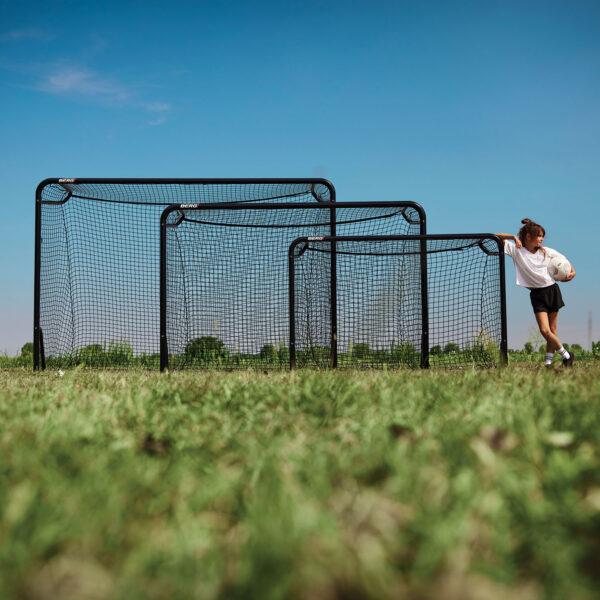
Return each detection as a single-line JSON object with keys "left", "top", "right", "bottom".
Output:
{"left": 289, "top": 235, "right": 508, "bottom": 368}
{"left": 34, "top": 178, "right": 336, "bottom": 369}
{"left": 160, "top": 202, "right": 426, "bottom": 370}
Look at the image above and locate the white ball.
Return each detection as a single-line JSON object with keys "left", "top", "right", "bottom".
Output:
{"left": 547, "top": 255, "right": 571, "bottom": 282}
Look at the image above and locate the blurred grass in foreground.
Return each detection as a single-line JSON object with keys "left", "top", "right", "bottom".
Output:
{"left": 0, "top": 366, "right": 598, "bottom": 599}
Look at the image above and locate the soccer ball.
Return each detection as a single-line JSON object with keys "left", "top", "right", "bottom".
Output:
{"left": 547, "top": 255, "right": 571, "bottom": 282}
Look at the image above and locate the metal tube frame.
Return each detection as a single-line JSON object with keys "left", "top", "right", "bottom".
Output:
{"left": 33, "top": 186, "right": 42, "bottom": 370}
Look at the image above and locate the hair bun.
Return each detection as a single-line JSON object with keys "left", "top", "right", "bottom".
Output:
{"left": 518, "top": 218, "right": 545, "bottom": 243}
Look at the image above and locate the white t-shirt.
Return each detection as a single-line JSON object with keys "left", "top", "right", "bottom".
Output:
{"left": 504, "top": 241, "right": 563, "bottom": 289}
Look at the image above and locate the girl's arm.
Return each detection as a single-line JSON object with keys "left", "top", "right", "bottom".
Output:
{"left": 496, "top": 233, "right": 522, "bottom": 248}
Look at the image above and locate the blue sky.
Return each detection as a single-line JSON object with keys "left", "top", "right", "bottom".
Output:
{"left": 1, "top": 0, "right": 599, "bottom": 355}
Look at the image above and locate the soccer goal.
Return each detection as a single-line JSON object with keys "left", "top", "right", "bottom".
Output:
{"left": 160, "top": 202, "right": 426, "bottom": 370}
{"left": 34, "top": 178, "right": 336, "bottom": 369}
{"left": 289, "top": 235, "right": 508, "bottom": 368}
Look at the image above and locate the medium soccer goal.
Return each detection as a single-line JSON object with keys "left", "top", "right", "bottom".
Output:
{"left": 160, "top": 202, "right": 426, "bottom": 370}
{"left": 34, "top": 178, "right": 336, "bottom": 369}
{"left": 289, "top": 235, "right": 508, "bottom": 368}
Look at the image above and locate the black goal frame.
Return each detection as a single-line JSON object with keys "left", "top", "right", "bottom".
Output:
{"left": 288, "top": 234, "right": 508, "bottom": 369}
{"left": 159, "top": 201, "right": 427, "bottom": 371}
{"left": 34, "top": 177, "right": 336, "bottom": 370}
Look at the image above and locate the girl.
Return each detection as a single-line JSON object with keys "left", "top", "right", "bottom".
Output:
{"left": 497, "top": 218, "right": 576, "bottom": 367}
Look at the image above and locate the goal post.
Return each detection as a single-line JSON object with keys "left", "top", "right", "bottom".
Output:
{"left": 159, "top": 202, "right": 426, "bottom": 371}
{"left": 289, "top": 234, "right": 508, "bottom": 369}
{"left": 34, "top": 178, "right": 336, "bottom": 370}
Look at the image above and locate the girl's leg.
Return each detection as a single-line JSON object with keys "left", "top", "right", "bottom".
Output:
{"left": 536, "top": 311, "right": 573, "bottom": 366}
{"left": 548, "top": 311, "right": 559, "bottom": 338}
{"left": 534, "top": 311, "right": 561, "bottom": 352}
{"left": 544, "top": 312, "right": 560, "bottom": 365}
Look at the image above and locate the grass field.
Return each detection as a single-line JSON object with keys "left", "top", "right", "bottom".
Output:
{"left": 0, "top": 366, "right": 599, "bottom": 599}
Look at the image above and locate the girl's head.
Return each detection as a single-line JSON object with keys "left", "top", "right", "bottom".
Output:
{"left": 519, "top": 218, "right": 545, "bottom": 248}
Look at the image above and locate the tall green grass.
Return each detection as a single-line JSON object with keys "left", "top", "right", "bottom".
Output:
{"left": 0, "top": 366, "right": 598, "bottom": 599}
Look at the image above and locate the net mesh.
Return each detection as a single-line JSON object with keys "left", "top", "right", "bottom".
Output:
{"left": 38, "top": 181, "right": 332, "bottom": 368}
{"left": 164, "top": 205, "right": 422, "bottom": 369}
{"left": 291, "top": 236, "right": 504, "bottom": 368}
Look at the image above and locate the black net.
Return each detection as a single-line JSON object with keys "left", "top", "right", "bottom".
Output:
{"left": 37, "top": 180, "right": 333, "bottom": 368}
{"left": 291, "top": 236, "right": 505, "bottom": 369}
{"left": 164, "top": 204, "right": 423, "bottom": 369}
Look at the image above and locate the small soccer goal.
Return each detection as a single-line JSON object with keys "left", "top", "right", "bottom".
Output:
{"left": 289, "top": 235, "right": 508, "bottom": 368}
{"left": 34, "top": 178, "right": 336, "bottom": 369}
{"left": 160, "top": 202, "right": 426, "bottom": 370}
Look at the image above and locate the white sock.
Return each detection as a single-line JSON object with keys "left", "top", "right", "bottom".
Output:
{"left": 557, "top": 346, "right": 570, "bottom": 360}
{"left": 545, "top": 352, "right": 554, "bottom": 365}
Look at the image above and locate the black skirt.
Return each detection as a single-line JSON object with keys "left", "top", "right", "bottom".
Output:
{"left": 529, "top": 283, "right": 565, "bottom": 314}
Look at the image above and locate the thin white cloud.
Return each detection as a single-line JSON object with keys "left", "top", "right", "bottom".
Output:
{"left": 35, "top": 63, "right": 171, "bottom": 124}
{"left": 1, "top": 30, "right": 172, "bottom": 126}
{"left": 143, "top": 101, "right": 171, "bottom": 113}
{"left": 0, "top": 28, "right": 52, "bottom": 43}
{"left": 39, "top": 66, "right": 132, "bottom": 104}
{"left": 147, "top": 116, "right": 167, "bottom": 126}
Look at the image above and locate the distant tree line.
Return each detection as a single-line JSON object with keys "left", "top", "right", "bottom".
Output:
{"left": 2, "top": 337, "right": 600, "bottom": 368}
